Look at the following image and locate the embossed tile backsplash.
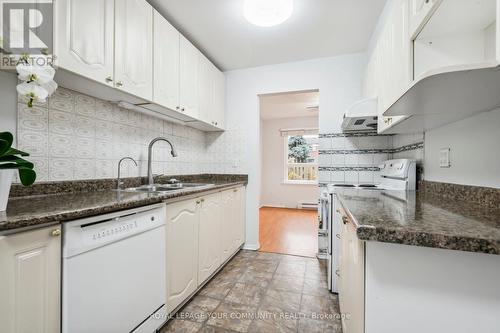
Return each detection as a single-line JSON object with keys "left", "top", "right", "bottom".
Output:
{"left": 17, "top": 87, "right": 244, "bottom": 183}
{"left": 318, "top": 132, "right": 424, "bottom": 185}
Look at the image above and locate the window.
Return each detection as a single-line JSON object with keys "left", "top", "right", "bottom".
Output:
{"left": 284, "top": 134, "right": 319, "bottom": 184}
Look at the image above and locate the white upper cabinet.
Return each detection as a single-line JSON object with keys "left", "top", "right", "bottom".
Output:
{"left": 197, "top": 55, "right": 226, "bottom": 129}
{"left": 115, "top": 0, "right": 153, "bottom": 100}
{"left": 179, "top": 35, "right": 200, "bottom": 118}
{"left": 55, "top": 0, "right": 114, "bottom": 86}
{"left": 197, "top": 54, "right": 213, "bottom": 124}
{"left": 55, "top": 0, "right": 225, "bottom": 131}
{"left": 153, "top": 10, "right": 180, "bottom": 112}
{"left": 380, "top": 0, "right": 500, "bottom": 133}
{"left": 413, "top": 0, "right": 497, "bottom": 79}
{"left": 213, "top": 68, "right": 226, "bottom": 129}
{"left": 365, "top": 0, "right": 410, "bottom": 133}
{"left": 409, "top": 0, "right": 442, "bottom": 37}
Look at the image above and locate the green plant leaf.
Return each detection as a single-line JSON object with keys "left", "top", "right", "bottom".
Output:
{"left": 0, "top": 138, "right": 11, "bottom": 156}
{"left": 0, "top": 163, "right": 24, "bottom": 169}
{"left": 5, "top": 148, "right": 30, "bottom": 157}
{"left": 0, "top": 132, "right": 13, "bottom": 147}
{"left": 0, "top": 156, "right": 34, "bottom": 168}
{"left": 18, "top": 167, "right": 36, "bottom": 186}
{"left": 0, "top": 132, "right": 36, "bottom": 186}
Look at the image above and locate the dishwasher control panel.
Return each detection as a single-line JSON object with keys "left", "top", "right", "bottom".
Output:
{"left": 63, "top": 204, "right": 166, "bottom": 258}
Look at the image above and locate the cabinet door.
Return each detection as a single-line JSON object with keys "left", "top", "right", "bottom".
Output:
{"left": 0, "top": 225, "right": 61, "bottom": 333}
{"left": 165, "top": 199, "right": 199, "bottom": 313}
{"left": 153, "top": 10, "right": 180, "bottom": 111}
{"left": 377, "top": 0, "right": 411, "bottom": 133}
{"left": 219, "top": 190, "right": 235, "bottom": 262}
{"left": 213, "top": 68, "right": 226, "bottom": 129}
{"left": 197, "top": 54, "right": 213, "bottom": 124}
{"left": 179, "top": 35, "right": 199, "bottom": 118}
{"left": 55, "top": 0, "right": 114, "bottom": 86}
{"left": 232, "top": 187, "right": 245, "bottom": 251}
{"left": 409, "top": 0, "right": 441, "bottom": 37}
{"left": 115, "top": 0, "right": 153, "bottom": 100}
{"left": 198, "top": 193, "right": 221, "bottom": 284}
{"left": 339, "top": 215, "right": 365, "bottom": 333}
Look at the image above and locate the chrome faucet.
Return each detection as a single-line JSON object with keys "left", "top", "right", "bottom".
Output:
{"left": 147, "top": 137, "right": 177, "bottom": 186}
{"left": 117, "top": 157, "right": 138, "bottom": 190}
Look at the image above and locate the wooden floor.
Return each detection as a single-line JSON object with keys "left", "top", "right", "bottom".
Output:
{"left": 259, "top": 207, "right": 318, "bottom": 258}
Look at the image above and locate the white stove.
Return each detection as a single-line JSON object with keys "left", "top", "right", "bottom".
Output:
{"left": 319, "top": 159, "right": 417, "bottom": 292}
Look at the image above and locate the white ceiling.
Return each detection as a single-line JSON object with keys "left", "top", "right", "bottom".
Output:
{"left": 260, "top": 90, "right": 319, "bottom": 120}
{"left": 148, "top": 0, "right": 387, "bottom": 71}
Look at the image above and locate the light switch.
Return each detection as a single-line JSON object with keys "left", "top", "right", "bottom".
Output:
{"left": 439, "top": 148, "right": 451, "bottom": 168}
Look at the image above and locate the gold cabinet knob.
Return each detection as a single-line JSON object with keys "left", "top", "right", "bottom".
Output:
{"left": 51, "top": 228, "right": 61, "bottom": 237}
{"left": 116, "top": 81, "right": 123, "bottom": 87}
{"left": 196, "top": 200, "right": 201, "bottom": 204}
{"left": 342, "top": 216, "right": 349, "bottom": 225}
{"left": 105, "top": 76, "right": 113, "bottom": 83}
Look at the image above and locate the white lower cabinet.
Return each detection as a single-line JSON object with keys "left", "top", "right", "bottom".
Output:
{"left": 165, "top": 198, "right": 199, "bottom": 313}
{"left": 0, "top": 225, "right": 62, "bottom": 333}
{"left": 198, "top": 193, "right": 222, "bottom": 283}
{"left": 165, "top": 186, "right": 246, "bottom": 313}
{"left": 338, "top": 213, "right": 365, "bottom": 333}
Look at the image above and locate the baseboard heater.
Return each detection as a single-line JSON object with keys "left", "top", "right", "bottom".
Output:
{"left": 298, "top": 202, "right": 318, "bottom": 210}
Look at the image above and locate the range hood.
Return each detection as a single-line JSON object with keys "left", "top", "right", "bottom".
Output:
{"left": 341, "top": 97, "right": 378, "bottom": 132}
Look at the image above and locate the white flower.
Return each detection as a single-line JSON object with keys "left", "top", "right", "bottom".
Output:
{"left": 16, "top": 63, "right": 55, "bottom": 84}
{"left": 16, "top": 82, "right": 49, "bottom": 107}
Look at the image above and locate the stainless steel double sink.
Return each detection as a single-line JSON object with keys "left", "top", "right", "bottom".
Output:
{"left": 119, "top": 183, "right": 215, "bottom": 194}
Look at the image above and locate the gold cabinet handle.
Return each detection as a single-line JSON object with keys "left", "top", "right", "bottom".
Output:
{"left": 105, "top": 76, "right": 113, "bottom": 83}
{"left": 233, "top": 189, "right": 238, "bottom": 192}
{"left": 196, "top": 200, "right": 201, "bottom": 204}
{"left": 116, "top": 81, "right": 123, "bottom": 87}
{"left": 51, "top": 228, "right": 61, "bottom": 237}
{"left": 336, "top": 234, "right": 341, "bottom": 239}
{"left": 342, "top": 216, "right": 349, "bottom": 225}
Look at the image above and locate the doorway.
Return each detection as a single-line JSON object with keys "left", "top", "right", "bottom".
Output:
{"left": 259, "top": 90, "right": 320, "bottom": 257}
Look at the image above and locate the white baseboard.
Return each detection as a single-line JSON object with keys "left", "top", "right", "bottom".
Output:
{"left": 243, "top": 243, "right": 260, "bottom": 251}
{"left": 260, "top": 204, "right": 289, "bottom": 209}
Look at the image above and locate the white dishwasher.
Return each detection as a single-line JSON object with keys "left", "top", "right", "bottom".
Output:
{"left": 62, "top": 204, "right": 167, "bottom": 333}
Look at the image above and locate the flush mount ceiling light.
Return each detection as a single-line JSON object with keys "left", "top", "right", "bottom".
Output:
{"left": 244, "top": 0, "right": 294, "bottom": 27}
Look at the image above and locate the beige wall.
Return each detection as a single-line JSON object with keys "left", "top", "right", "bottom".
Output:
{"left": 260, "top": 116, "right": 319, "bottom": 208}
{"left": 0, "top": 71, "right": 18, "bottom": 141}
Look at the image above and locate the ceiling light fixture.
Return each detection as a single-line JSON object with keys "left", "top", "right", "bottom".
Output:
{"left": 244, "top": 0, "right": 294, "bottom": 27}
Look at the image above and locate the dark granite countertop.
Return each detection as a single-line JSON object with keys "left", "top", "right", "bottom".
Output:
{"left": 0, "top": 178, "right": 247, "bottom": 233}
{"left": 336, "top": 189, "right": 500, "bottom": 255}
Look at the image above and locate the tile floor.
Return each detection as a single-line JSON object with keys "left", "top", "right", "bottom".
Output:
{"left": 160, "top": 250, "right": 342, "bottom": 333}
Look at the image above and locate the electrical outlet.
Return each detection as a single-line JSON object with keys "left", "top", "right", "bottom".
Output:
{"left": 439, "top": 148, "right": 451, "bottom": 168}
